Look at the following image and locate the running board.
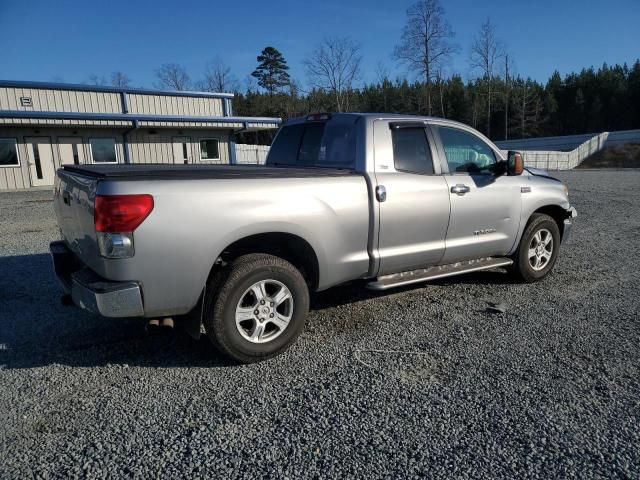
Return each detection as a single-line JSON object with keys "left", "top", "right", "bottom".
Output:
{"left": 366, "top": 257, "right": 513, "bottom": 291}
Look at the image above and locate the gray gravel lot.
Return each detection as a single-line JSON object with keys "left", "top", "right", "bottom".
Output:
{"left": 1, "top": 171, "right": 639, "bottom": 479}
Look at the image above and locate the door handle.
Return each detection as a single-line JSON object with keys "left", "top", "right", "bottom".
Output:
{"left": 375, "top": 185, "right": 387, "bottom": 202}
{"left": 451, "top": 184, "right": 470, "bottom": 195}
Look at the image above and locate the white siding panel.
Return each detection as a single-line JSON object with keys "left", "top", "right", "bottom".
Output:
{"left": 125, "top": 93, "right": 223, "bottom": 117}
{"left": 0, "top": 87, "right": 121, "bottom": 113}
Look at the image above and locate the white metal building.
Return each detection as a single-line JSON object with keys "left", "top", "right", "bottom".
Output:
{"left": 0, "top": 80, "right": 280, "bottom": 190}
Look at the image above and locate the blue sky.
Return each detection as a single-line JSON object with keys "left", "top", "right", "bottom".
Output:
{"left": 1, "top": 0, "right": 638, "bottom": 90}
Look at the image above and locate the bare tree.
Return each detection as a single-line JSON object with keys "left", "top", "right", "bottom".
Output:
{"left": 375, "top": 61, "right": 390, "bottom": 85}
{"left": 304, "top": 36, "right": 362, "bottom": 112}
{"left": 196, "top": 57, "right": 238, "bottom": 93}
{"left": 394, "top": 0, "right": 458, "bottom": 116}
{"left": 110, "top": 71, "right": 131, "bottom": 88}
{"left": 501, "top": 54, "right": 517, "bottom": 140}
{"left": 469, "top": 18, "right": 505, "bottom": 137}
{"left": 512, "top": 80, "right": 544, "bottom": 138}
{"left": 243, "top": 74, "right": 258, "bottom": 93}
{"left": 87, "top": 74, "right": 108, "bottom": 86}
{"left": 154, "top": 63, "right": 191, "bottom": 91}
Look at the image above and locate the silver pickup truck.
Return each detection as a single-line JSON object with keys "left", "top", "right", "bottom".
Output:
{"left": 51, "top": 113, "right": 576, "bottom": 362}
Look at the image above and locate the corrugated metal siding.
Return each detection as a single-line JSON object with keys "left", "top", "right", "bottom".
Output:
{"left": 127, "top": 129, "right": 231, "bottom": 165}
{"left": 126, "top": 94, "right": 224, "bottom": 117}
{"left": 0, "top": 87, "right": 121, "bottom": 113}
{"left": 0, "top": 127, "right": 126, "bottom": 190}
{"left": 0, "top": 128, "right": 30, "bottom": 189}
{"left": 236, "top": 144, "right": 270, "bottom": 164}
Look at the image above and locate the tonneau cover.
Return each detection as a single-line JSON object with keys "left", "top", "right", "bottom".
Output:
{"left": 61, "top": 163, "right": 357, "bottom": 180}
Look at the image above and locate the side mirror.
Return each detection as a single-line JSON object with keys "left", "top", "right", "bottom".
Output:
{"left": 508, "top": 151, "right": 524, "bottom": 176}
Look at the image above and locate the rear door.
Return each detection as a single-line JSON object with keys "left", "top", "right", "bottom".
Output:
{"left": 374, "top": 120, "right": 450, "bottom": 275}
{"left": 26, "top": 137, "right": 56, "bottom": 186}
{"left": 58, "top": 137, "right": 85, "bottom": 165}
{"left": 429, "top": 124, "right": 522, "bottom": 263}
{"left": 172, "top": 136, "right": 191, "bottom": 164}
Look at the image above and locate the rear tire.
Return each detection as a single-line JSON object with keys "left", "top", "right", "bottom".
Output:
{"left": 203, "top": 253, "right": 309, "bottom": 363}
{"left": 510, "top": 213, "right": 561, "bottom": 283}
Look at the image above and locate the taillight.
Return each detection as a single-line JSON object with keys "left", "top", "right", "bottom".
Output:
{"left": 94, "top": 194, "right": 154, "bottom": 233}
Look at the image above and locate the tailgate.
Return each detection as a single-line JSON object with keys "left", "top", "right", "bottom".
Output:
{"left": 53, "top": 169, "right": 101, "bottom": 267}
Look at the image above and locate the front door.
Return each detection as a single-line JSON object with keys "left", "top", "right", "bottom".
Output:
{"left": 172, "top": 137, "right": 191, "bottom": 164}
{"left": 58, "top": 137, "right": 85, "bottom": 165}
{"left": 431, "top": 124, "right": 522, "bottom": 263}
{"left": 374, "top": 120, "right": 451, "bottom": 275}
{"left": 26, "top": 137, "right": 56, "bottom": 186}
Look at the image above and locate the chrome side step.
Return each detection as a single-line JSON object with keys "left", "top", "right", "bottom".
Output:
{"left": 366, "top": 257, "right": 513, "bottom": 291}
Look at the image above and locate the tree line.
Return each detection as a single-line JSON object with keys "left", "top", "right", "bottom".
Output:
{"left": 83, "top": 0, "right": 640, "bottom": 141}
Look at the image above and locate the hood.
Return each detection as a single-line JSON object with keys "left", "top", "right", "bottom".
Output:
{"left": 525, "top": 166, "right": 561, "bottom": 182}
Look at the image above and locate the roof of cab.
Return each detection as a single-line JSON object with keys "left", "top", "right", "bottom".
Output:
{"left": 284, "top": 112, "right": 471, "bottom": 129}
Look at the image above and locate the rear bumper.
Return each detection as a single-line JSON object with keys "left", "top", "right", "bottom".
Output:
{"left": 562, "top": 206, "right": 577, "bottom": 243}
{"left": 50, "top": 241, "right": 144, "bottom": 318}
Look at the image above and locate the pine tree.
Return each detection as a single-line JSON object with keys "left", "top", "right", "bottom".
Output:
{"left": 251, "top": 47, "right": 291, "bottom": 95}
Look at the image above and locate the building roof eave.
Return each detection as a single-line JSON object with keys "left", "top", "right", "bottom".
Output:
{"left": 0, "top": 79, "right": 235, "bottom": 99}
{"left": 0, "top": 110, "right": 282, "bottom": 128}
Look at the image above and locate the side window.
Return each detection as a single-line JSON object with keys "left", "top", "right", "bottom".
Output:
{"left": 391, "top": 127, "right": 434, "bottom": 174}
{"left": 0, "top": 138, "right": 19, "bottom": 167}
{"left": 89, "top": 138, "right": 117, "bottom": 163}
{"left": 200, "top": 139, "right": 220, "bottom": 160}
{"left": 438, "top": 127, "right": 496, "bottom": 174}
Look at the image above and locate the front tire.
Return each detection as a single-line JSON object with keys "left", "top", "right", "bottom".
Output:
{"left": 204, "top": 254, "right": 309, "bottom": 363}
{"left": 510, "top": 213, "right": 561, "bottom": 283}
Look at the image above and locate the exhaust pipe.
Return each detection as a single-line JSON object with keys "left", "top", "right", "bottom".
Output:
{"left": 60, "top": 294, "right": 74, "bottom": 306}
{"left": 146, "top": 317, "right": 174, "bottom": 334}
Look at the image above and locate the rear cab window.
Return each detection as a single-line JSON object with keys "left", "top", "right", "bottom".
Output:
{"left": 266, "top": 116, "right": 357, "bottom": 169}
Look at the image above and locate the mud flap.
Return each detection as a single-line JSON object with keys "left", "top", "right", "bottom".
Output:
{"left": 177, "top": 289, "right": 205, "bottom": 340}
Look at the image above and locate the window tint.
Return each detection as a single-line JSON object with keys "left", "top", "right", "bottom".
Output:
{"left": 392, "top": 127, "right": 434, "bottom": 174}
{"left": 298, "top": 124, "right": 324, "bottom": 165}
{"left": 89, "top": 138, "right": 117, "bottom": 163}
{"left": 266, "top": 119, "right": 356, "bottom": 168}
{"left": 266, "top": 124, "right": 304, "bottom": 165}
{"left": 439, "top": 127, "right": 496, "bottom": 174}
{"left": 0, "top": 138, "right": 19, "bottom": 166}
{"left": 200, "top": 139, "right": 220, "bottom": 160}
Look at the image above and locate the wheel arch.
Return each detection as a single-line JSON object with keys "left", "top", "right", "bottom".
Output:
{"left": 211, "top": 232, "right": 320, "bottom": 291}
{"left": 530, "top": 204, "right": 567, "bottom": 238}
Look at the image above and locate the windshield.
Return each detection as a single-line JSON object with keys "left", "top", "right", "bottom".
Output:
{"left": 266, "top": 118, "right": 357, "bottom": 169}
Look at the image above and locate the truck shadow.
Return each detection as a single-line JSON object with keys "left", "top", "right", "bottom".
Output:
{"left": 1, "top": 253, "right": 514, "bottom": 370}
{"left": 310, "top": 270, "right": 514, "bottom": 310}
{"left": 0, "top": 253, "right": 234, "bottom": 370}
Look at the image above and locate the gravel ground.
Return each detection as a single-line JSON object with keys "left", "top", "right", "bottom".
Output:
{"left": 1, "top": 171, "right": 638, "bottom": 479}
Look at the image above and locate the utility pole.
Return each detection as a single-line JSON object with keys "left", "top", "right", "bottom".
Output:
{"left": 504, "top": 54, "right": 509, "bottom": 140}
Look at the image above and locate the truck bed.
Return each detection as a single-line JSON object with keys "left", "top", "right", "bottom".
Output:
{"left": 61, "top": 163, "right": 357, "bottom": 180}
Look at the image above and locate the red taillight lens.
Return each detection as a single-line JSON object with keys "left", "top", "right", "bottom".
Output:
{"left": 94, "top": 194, "right": 154, "bottom": 233}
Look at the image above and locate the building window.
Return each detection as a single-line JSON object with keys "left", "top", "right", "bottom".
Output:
{"left": 89, "top": 138, "right": 118, "bottom": 163}
{"left": 200, "top": 139, "right": 220, "bottom": 160}
{"left": 0, "top": 138, "right": 19, "bottom": 167}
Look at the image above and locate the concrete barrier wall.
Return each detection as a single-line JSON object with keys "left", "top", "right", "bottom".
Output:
{"left": 499, "top": 132, "right": 610, "bottom": 170}
{"left": 495, "top": 129, "right": 640, "bottom": 152}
